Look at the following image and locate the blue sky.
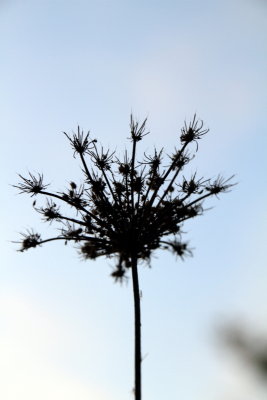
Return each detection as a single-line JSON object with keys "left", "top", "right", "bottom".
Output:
{"left": 1, "top": 0, "right": 267, "bottom": 399}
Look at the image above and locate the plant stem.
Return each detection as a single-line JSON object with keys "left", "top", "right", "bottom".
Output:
{"left": 131, "top": 255, "right": 141, "bottom": 400}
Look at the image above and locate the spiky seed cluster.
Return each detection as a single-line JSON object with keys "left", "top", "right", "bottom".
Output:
{"left": 63, "top": 127, "right": 97, "bottom": 157}
{"left": 180, "top": 114, "right": 208, "bottom": 150}
{"left": 14, "top": 115, "right": 234, "bottom": 282}
{"left": 15, "top": 173, "right": 48, "bottom": 196}
{"left": 19, "top": 230, "right": 41, "bottom": 251}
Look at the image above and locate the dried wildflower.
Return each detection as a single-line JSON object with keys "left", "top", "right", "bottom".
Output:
{"left": 60, "top": 184, "right": 88, "bottom": 209}
{"left": 180, "top": 114, "right": 209, "bottom": 150}
{"left": 14, "top": 115, "right": 234, "bottom": 400}
{"left": 130, "top": 114, "right": 149, "bottom": 142}
{"left": 89, "top": 146, "right": 115, "bottom": 171}
{"left": 14, "top": 173, "right": 49, "bottom": 196}
{"left": 61, "top": 222, "right": 83, "bottom": 240}
{"left": 141, "top": 148, "right": 163, "bottom": 172}
{"left": 17, "top": 230, "right": 42, "bottom": 252}
{"left": 169, "top": 149, "right": 191, "bottom": 170}
{"left": 35, "top": 199, "right": 61, "bottom": 222}
{"left": 162, "top": 240, "right": 193, "bottom": 259}
{"left": 63, "top": 126, "right": 96, "bottom": 157}
{"left": 206, "top": 175, "right": 235, "bottom": 196}
{"left": 180, "top": 173, "right": 207, "bottom": 196}
{"left": 111, "top": 262, "right": 127, "bottom": 283}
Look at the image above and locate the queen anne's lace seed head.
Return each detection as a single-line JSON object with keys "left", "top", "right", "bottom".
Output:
{"left": 14, "top": 115, "right": 235, "bottom": 282}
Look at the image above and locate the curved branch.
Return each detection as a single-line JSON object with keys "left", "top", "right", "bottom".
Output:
{"left": 38, "top": 235, "right": 108, "bottom": 246}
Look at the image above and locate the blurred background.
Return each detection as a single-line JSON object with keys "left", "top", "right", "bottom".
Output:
{"left": 0, "top": 0, "right": 267, "bottom": 399}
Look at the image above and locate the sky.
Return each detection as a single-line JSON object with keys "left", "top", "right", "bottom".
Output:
{"left": 1, "top": 0, "right": 267, "bottom": 399}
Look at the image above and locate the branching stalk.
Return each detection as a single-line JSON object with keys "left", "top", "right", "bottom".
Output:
{"left": 131, "top": 255, "right": 142, "bottom": 400}
{"left": 14, "top": 115, "right": 234, "bottom": 400}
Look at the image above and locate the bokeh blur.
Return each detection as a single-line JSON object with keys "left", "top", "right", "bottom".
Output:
{"left": 1, "top": 1, "right": 267, "bottom": 399}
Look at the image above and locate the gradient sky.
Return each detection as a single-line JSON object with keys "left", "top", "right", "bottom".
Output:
{"left": 1, "top": 1, "right": 267, "bottom": 399}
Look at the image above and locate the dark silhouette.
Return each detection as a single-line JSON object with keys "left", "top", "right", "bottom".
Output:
{"left": 14, "top": 115, "right": 234, "bottom": 400}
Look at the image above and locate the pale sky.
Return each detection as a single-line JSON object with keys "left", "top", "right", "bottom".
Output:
{"left": 1, "top": 1, "right": 267, "bottom": 399}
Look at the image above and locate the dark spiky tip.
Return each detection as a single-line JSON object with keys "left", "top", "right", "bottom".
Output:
{"left": 169, "top": 149, "right": 191, "bottom": 170}
{"left": 80, "top": 241, "right": 103, "bottom": 259}
{"left": 180, "top": 114, "right": 209, "bottom": 150}
{"left": 205, "top": 175, "right": 236, "bottom": 196}
{"left": 63, "top": 126, "right": 96, "bottom": 157}
{"left": 161, "top": 240, "right": 193, "bottom": 260}
{"left": 14, "top": 173, "right": 49, "bottom": 196}
{"left": 111, "top": 264, "right": 127, "bottom": 283}
{"left": 180, "top": 173, "right": 207, "bottom": 195}
{"left": 61, "top": 222, "right": 83, "bottom": 241}
{"left": 35, "top": 199, "right": 61, "bottom": 222}
{"left": 130, "top": 114, "right": 149, "bottom": 142}
{"left": 16, "top": 230, "right": 42, "bottom": 252}
{"left": 141, "top": 148, "right": 163, "bottom": 172}
{"left": 89, "top": 146, "right": 115, "bottom": 171}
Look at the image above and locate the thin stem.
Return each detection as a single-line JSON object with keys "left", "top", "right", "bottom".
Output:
{"left": 131, "top": 139, "right": 137, "bottom": 212}
{"left": 91, "top": 143, "right": 119, "bottom": 205}
{"left": 111, "top": 169, "right": 124, "bottom": 208}
{"left": 141, "top": 168, "right": 157, "bottom": 207}
{"left": 124, "top": 172, "right": 131, "bottom": 212}
{"left": 80, "top": 153, "right": 94, "bottom": 183}
{"left": 186, "top": 192, "right": 212, "bottom": 207}
{"left": 136, "top": 167, "right": 145, "bottom": 213}
{"left": 39, "top": 235, "right": 108, "bottom": 245}
{"left": 131, "top": 255, "right": 142, "bottom": 400}
{"left": 156, "top": 164, "right": 184, "bottom": 209}
{"left": 59, "top": 216, "right": 88, "bottom": 226}
{"left": 101, "top": 168, "right": 119, "bottom": 205}
{"left": 148, "top": 143, "right": 188, "bottom": 208}
{"left": 80, "top": 151, "right": 118, "bottom": 214}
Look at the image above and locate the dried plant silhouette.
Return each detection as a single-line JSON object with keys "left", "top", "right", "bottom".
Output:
{"left": 14, "top": 115, "right": 234, "bottom": 400}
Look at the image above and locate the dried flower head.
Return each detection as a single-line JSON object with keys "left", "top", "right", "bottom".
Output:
{"left": 16, "top": 230, "right": 42, "bottom": 252}
{"left": 63, "top": 126, "right": 96, "bottom": 157}
{"left": 180, "top": 114, "right": 209, "bottom": 150}
{"left": 130, "top": 115, "right": 149, "bottom": 142}
{"left": 14, "top": 173, "right": 49, "bottom": 196}
{"left": 14, "top": 115, "right": 234, "bottom": 281}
